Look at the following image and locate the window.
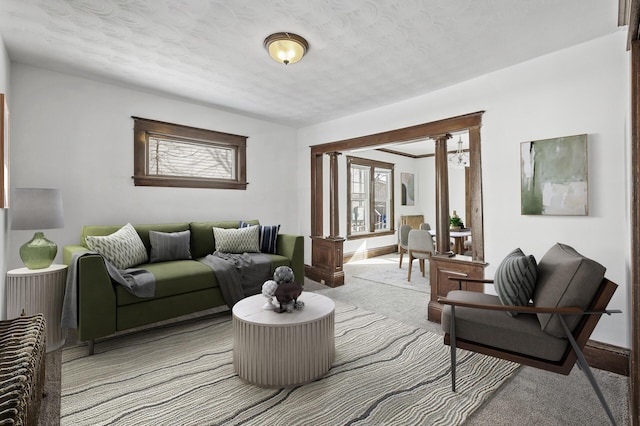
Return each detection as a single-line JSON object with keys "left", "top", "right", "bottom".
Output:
{"left": 132, "top": 117, "right": 247, "bottom": 190}
{"left": 347, "top": 156, "right": 394, "bottom": 238}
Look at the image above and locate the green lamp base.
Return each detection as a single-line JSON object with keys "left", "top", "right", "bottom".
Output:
{"left": 19, "top": 232, "right": 57, "bottom": 269}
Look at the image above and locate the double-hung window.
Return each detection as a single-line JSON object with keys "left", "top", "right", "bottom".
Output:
{"left": 347, "top": 156, "right": 394, "bottom": 238}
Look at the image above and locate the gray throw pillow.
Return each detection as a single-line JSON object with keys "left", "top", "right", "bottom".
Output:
{"left": 494, "top": 248, "right": 537, "bottom": 317}
{"left": 149, "top": 230, "right": 192, "bottom": 263}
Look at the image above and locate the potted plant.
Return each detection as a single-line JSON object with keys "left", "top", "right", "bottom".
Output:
{"left": 450, "top": 211, "right": 464, "bottom": 231}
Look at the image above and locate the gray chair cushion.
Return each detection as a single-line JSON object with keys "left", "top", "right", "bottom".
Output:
{"left": 533, "top": 243, "right": 606, "bottom": 337}
{"left": 398, "top": 224, "right": 412, "bottom": 249}
{"left": 441, "top": 291, "right": 569, "bottom": 361}
{"left": 494, "top": 248, "right": 537, "bottom": 317}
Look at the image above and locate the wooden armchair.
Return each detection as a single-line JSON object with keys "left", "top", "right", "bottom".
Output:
{"left": 438, "top": 243, "right": 622, "bottom": 425}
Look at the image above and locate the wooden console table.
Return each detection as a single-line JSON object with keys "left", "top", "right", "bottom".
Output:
{"left": 428, "top": 255, "right": 486, "bottom": 323}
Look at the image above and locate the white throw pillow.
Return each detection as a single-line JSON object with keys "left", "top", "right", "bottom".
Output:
{"left": 213, "top": 225, "right": 260, "bottom": 253}
{"left": 86, "top": 223, "right": 149, "bottom": 269}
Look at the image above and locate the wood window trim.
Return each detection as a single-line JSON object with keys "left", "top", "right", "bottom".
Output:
{"left": 346, "top": 155, "right": 395, "bottom": 239}
{"left": 132, "top": 117, "right": 248, "bottom": 190}
{"left": 627, "top": 4, "right": 640, "bottom": 422}
{"left": 0, "top": 94, "right": 8, "bottom": 208}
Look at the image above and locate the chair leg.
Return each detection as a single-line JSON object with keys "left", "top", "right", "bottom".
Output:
{"left": 559, "top": 317, "right": 617, "bottom": 425}
{"left": 398, "top": 245, "right": 403, "bottom": 268}
{"left": 450, "top": 306, "right": 457, "bottom": 392}
{"left": 408, "top": 254, "right": 413, "bottom": 281}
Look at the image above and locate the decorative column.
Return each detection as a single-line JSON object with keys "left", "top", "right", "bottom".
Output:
{"left": 428, "top": 133, "right": 486, "bottom": 322}
{"left": 328, "top": 152, "right": 341, "bottom": 238}
{"left": 434, "top": 133, "right": 452, "bottom": 255}
{"left": 306, "top": 152, "right": 345, "bottom": 287}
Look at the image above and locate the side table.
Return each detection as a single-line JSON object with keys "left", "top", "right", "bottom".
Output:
{"left": 233, "top": 292, "right": 335, "bottom": 387}
{"left": 6, "top": 264, "right": 68, "bottom": 352}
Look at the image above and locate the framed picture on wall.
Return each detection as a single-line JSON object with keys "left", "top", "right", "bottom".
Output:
{"left": 0, "top": 93, "right": 8, "bottom": 208}
{"left": 401, "top": 172, "right": 415, "bottom": 206}
{"left": 520, "top": 134, "right": 588, "bottom": 216}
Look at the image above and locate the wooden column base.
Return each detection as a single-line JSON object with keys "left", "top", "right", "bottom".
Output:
{"left": 428, "top": 255, "right": 486, "bottom": 323}
{"left": 307, "top": 236, "right": 345, "bottom": 288}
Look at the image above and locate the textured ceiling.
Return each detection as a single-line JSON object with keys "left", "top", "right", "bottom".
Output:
{"left": 0, "top": 0, "right": 620, "bottom": 128}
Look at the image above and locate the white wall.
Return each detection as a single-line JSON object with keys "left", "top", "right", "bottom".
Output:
{"left": 297, "top": 31, "right": 630, "bottom": 348}
{"left": 9, "top": 64, "right": 299, "bottom": 271}
{"left": 0, "top": 35, "right": 9, "bottom": 320}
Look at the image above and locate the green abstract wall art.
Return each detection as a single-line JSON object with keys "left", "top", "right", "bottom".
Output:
{"left": 520, "top": 134, "right": 588, "bottom": 216}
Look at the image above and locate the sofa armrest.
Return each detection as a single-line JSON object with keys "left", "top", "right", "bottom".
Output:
{"left": 63, "top": 244, "right": 88, "bottom": 266}
{"left": 75, "top": 254, "right": 117, "bottom": 342}
{"left": 276, "top": 234, "right": 304, "bottom": 285}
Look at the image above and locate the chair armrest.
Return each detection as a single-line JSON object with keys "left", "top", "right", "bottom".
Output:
{"left": 438, "top": 296, "right": 582, "bottom": 315}
{"left": 447, "top": 276, "right": 495, "bottom": 284}
{"left": 447, "top": 276, "right": 494, "bottom": 290}
{"left": 437, "top": 296, "right": 621, "bottom": 316}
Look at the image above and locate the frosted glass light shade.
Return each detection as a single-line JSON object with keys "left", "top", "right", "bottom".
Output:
{"left": 264, "top": 32, "right": 308, "bottom": 65}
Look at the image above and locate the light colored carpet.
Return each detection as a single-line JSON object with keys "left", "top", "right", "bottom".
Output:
{"left": 352, "top": 256, "right": 430, "bottom": 294}
{"left": 60, "top": 301, "right": 519, "bottom": 426}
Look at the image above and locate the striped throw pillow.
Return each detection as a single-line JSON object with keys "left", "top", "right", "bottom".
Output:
{"left": 494, "top": 248, "right": 537, "bottom": 317}
{"left": 149, "top": 230, "right": 192, "bottom": 263}
{"left": 240, "top": 221, "right": 280, "bottom": 254}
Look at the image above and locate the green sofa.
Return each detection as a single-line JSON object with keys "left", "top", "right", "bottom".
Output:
{"left": 63, "top": 220, "right": 304, "bottom": 354}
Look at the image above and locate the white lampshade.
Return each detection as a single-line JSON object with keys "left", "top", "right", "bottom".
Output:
{"left": 11, "top": 188, "right": 64, "bottom": 230}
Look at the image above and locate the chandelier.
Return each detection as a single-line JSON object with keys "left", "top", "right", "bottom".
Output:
{"left": 448, "top": 135, "right": 470, "bottom": 168}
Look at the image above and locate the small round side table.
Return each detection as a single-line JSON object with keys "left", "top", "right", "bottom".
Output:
{"left": 6, "top": 264, "right": 68, "bottom": 352}
{"left": 232, "top": 292, "right": 335, "bottom": 387}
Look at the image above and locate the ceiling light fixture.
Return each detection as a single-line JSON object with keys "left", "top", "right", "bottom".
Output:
{"left": 448, "top": 135, "right": 470, "bottom": 168}
{"left": 264, "top": 32, "right": 308, "bottom": 65}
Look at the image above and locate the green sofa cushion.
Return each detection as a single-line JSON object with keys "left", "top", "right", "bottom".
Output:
{"left": 116, "top": 260, "right": 217, "bottom": 306}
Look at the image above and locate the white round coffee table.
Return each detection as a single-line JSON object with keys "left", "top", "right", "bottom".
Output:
{"left": 232, "top": 292, "right": 335, "bottom": 387}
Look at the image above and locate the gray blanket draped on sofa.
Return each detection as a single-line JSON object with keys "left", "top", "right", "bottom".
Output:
{"left": 61, "top": 250, "right": 156, "bottom": 329}
{"left": 199, "top": 251, "right": 273, "bottom": 307}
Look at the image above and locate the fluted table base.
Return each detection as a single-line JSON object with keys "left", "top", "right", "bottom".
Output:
{"left": 232, "top": 292, "right": 335, "bottom": 387}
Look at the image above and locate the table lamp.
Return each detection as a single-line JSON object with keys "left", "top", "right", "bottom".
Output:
{"left": 11, "top": 188, "right": 64, "bottom": 269}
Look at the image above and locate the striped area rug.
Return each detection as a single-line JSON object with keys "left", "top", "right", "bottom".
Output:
{"left": 61, "top": 302, "right": 518, "bottom": 425}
